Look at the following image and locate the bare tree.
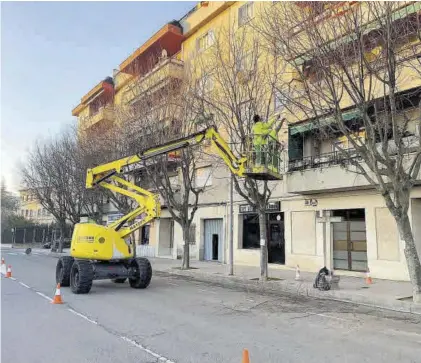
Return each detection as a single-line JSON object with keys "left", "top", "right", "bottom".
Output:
{"left": 77, "top": 124, "right": 129, "bottom": 223}
{"left": 20, "top": 126, "right": 106, "bottom": 250}
{"left": 188, "top": 19, "right": 285, "bottom": 280}
{"left": 258, "top": 2, "right": 421, "bottom": 300}
{"left": 21, "top": 137, "right": 69, "bottom": 252}
{"left": 115, "top": 60, "right": 212, "bottom": 269}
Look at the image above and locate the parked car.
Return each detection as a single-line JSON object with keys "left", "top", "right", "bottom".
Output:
{"left": 44, "top": 238, "right": 71, "bottom": 250}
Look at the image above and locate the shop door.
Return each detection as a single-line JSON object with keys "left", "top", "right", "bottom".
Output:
{"left": 204, "top": 219, "right": 223, "bottom": 262}
{"left": 268, "top": 213, "right": 285, "bottom": 264}
{"left": 333, "top": 209, "right": 367, "bottom": 271}
{"left": 141, "top": 225, "right": 150, "bottom": 245}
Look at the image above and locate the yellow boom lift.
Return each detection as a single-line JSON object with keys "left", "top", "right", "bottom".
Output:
{"left": 56, "top": 126, "right": 282, "bottom": 294}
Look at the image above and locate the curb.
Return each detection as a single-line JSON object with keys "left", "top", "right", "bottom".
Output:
{"left": 39, "top": 252, "right": 421, "bottom": 316}
{"left": 155, "top": 267, "right": 421, "bottom": 316}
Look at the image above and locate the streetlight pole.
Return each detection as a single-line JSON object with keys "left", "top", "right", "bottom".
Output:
{"left": 229, "top": 173, "right": 234, "bottom": 276}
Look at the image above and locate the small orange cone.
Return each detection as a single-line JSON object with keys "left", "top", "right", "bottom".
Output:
{"left": 242, "top": 349, "right": 250, "bottom": 363}
{"left": 1, "top": 258, "right": 6, "bottom": 275}
{"left": 5, "top": 265, "right": 12, "bottom": 278}
{"left": 52, "top": 283, "right": 63, "bottom": 304}
{"left": 365, "top": 268, "right": 373, "bottom": 284}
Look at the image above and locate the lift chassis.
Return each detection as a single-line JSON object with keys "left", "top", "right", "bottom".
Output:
{"left": 56, "top": 256, "right": 152, "bottom": 294}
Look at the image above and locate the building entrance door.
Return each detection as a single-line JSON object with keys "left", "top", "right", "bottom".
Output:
{"left": 204, "top": 219, "right": 223, "bottom": 262}
{"left": 332, "top": 209, "right": 367, "bottom": 271}
{"left": 268, "top": 213, "right": 285, "bottom": 264}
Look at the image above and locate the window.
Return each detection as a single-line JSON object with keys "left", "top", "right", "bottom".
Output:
{"left": 197, "top": 76, "right": 214, "bottom": 97}
{"left": 236, "top": 51, "right": 254, "bottom": 73}
{"left": 194, "top": 166, "right": 212, "bottom": 188}
{"left": 242, "top": 214, "right": 260, "bottom": 249}
{"left": 25, "top": 210, "right": 29, "bottom": 217}
{"left": 29, "top": 210, "right": 33, "bottom": 218}
{"left": 196, "top": 30, "right": 215, "bottom": 52}
{"left": 37, "top": 209, "right": 41, "bottom": 217}
{"left": 238, "top": 2, "right": 254, "bottom": 26}
{"left": 274, "top": 90, "right": 286, "bottom": 113}
{"left": 188, "top": 223, "right": 196, "bottom": 245}
{"left": 107, "top": 213, "right": 124, "bottom": 225}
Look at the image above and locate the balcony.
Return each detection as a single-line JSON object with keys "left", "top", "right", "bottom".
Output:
{"left": 123, "top": 58, "right": 184, "bottom": 104}
{"left": 287, "top": 141, "right": 421, "bottom": 194}
{"left": 180, "top": 2, "right": 232, "bottom": 37}
{"left": 287, "top": 150, "right": 373, "bottom": 194}
{"left": 79, "top": 106, "right": 115, "bottom": 130}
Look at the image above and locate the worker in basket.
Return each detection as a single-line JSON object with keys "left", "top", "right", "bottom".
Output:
{"left": 252, "top": 113, "right": 284, "bottom": 171}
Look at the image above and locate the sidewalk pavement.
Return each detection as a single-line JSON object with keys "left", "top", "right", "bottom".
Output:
{"left": 149, "top": 258, "right": 421, "bottom": 315}
{"left": 12, "top": 245, "right": 420, "bottom": 315}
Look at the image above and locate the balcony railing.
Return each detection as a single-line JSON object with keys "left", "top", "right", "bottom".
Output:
{"left": 288, "top": 150, "right": 362, "bottom": 171}
{"left": 123, "top": 58, "right": 184, "bottom": 104}
{"left": 80, "top": 106, "right": 115, "bottom": 130}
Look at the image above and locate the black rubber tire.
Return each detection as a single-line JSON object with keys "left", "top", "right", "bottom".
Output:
{"left": 129, "top": 258, "right": 152, "bottom": 289}
{"left": 70, "top": 260, "right": 94, "bottom": 294}
{"left": 56, "top": 256, "right": 74, "bottom": 287}
{"left": 112, "top": 278, "right": 127, "bottom": 284}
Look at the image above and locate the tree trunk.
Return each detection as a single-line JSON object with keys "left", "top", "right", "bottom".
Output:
{"left": 396, "top": 214, "right": 421, "bottom": 303}
{"left": 58, "top": 222, "right": 65, "bottom": 253}
{"left": 258, "top": 210, "right": 268, "bottom": 281}
{"left": 182, "top": 226, "right": 190, "bottom": 270}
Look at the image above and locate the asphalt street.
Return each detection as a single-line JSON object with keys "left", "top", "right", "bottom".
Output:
{"left": 1, "top": 248, "right": 421, "bottom": 363}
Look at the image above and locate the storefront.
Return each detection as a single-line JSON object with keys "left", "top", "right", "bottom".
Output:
{"left": 239, "top": 202, "right": 285, "bottom": 264}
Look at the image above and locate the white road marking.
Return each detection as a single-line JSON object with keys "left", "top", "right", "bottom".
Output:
{"left": 198, "top": 289, "right": 216, "bottom": 294}
{"left": 167, "top": 282, "right": 179, "bottom": 286}
{"left": 9, "top": 277, "right": 16, "bottom": 280}
{"left": 19, "top": 282, "right": 30, "bottom": 289}
{"left": 316, "top": 313, "right": 349, "bottom": 321}
{"left": 7, "top": 253, "right": 18, "bottom": 256}
{"left": 120, "top": 336, "right": 175, "bottom": 362}
{"left": 36, "top": 291, "right": 53, "bottom": 302}
{"left": 67, "top": 308, "right": 98, "bottom": 325}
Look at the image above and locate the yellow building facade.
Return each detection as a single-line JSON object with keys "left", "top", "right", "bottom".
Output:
{"left": 73, "top": 1, "right": 421, "bottom": 280}
{"left": 19, "top": 189, "right": 55, "bottom": 225}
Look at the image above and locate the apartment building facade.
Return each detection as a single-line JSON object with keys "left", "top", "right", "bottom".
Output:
{"left": 19, "top": 189, "right": 55, "bottom": 225}
{"left": 73, "top": 1, "right": 421, "bottom": 281}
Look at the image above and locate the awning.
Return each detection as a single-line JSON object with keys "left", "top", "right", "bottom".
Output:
{"left": 290, "top": 108, "right": 362, "bottom": 135}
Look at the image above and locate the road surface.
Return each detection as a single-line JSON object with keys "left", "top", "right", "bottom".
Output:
{"left": 1, "top": 248, "right": 421, "bottom": 363}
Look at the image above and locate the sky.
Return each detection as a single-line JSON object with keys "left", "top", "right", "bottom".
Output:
{"left": 1, "top": 1, "right": 196, "bottom": 193}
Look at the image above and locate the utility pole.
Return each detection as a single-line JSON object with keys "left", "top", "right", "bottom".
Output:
{"left": 229, "top": 173, "right": 234, "bottom": 276}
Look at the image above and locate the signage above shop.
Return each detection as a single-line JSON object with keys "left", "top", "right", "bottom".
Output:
{"left": 239, "top": 201, "right": 281, "bottom": 214}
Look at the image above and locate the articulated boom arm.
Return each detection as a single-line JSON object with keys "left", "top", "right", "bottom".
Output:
{"left": 85, "top": 126, "right": 246, "bottom": 237}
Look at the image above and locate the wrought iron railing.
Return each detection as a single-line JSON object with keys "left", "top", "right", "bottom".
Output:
{"left": 288, "top": 150, "right": 362, "bottom": 172}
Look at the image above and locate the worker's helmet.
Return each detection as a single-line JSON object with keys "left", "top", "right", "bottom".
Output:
{"left": 253, "top": 114, "right": 261, "bottom": 123}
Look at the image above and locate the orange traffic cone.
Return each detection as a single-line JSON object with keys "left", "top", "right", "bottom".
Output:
{"left": 242, "top": 349, "right": 250, "bottom": 363}
{"left": 5, "top": 265, "right": 12, "bottom": 278}
{"left": 365, "top": 268, "right": 373, "bottom": 284}
{"left": 52, "top": 283, "right": 63, "bottom": 304}
{"left": 1, "top": 258, "right": 6, "bottom": 275}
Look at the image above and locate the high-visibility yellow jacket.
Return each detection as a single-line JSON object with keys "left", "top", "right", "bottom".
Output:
{"left": 252, "top": 115, "right": 279, "bottom": 145}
